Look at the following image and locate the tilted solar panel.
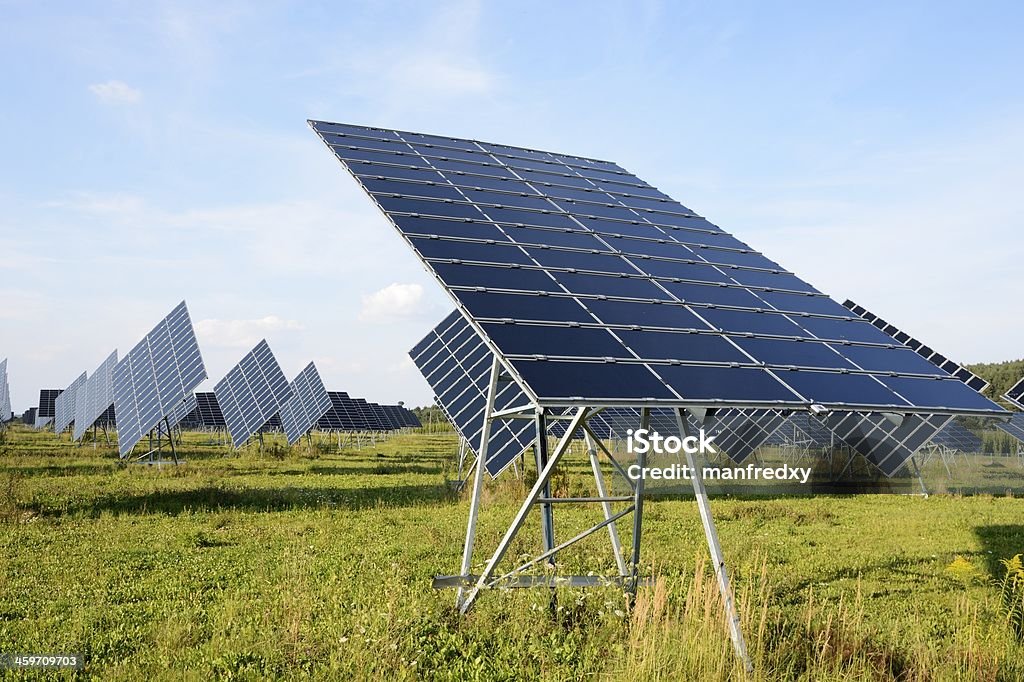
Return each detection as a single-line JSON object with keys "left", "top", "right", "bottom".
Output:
{"left": 23, "top": 408, "right": 37, "bottom": 425}
{"left": 403, "top": 407, "right": 422, "bottom": 427}
{"left": 73, "top": 350, "right": 118, "bottom": 441}
{"left": 843, "top": 301, "right": 990, "bottom": 393}
{"left": 996, "top": 413, "right": 1024, "bottom": 445}
{"left": 36, "top": 389, "right": 61, "bottom": 427}
{"left": 54, "top": 372, "right": 87, "bottom": 435}
{"left": 1005, "top": 377, "right": 1024, "bottom": 411}
{"left": 931, "top": 420, "right": 982, "bottom": 452}
{"left": 312, "top": 121, "right": 1003, "bottom": 417}
{"left": 112, "top": 301, "right": 208, "bottom": 458}
{"left": 352, "top": 398, "right": 382, "bottom": 430}
{"left": 214, "top": 339, "right": 292, "bottom": 448}
{"left": 411, "top": 310, "right": 535, "bottom": 477}
{"left": 280, "top": 362, "right": 333, "bottom": 445}
{"left": 0, "top": 359, "right": 10, "bottom": 423}
{"left": 818, "top": 412, "right": 952, "bottom": 476}
{"left": 317, "top": 392, "right": 368, "bottom": 431}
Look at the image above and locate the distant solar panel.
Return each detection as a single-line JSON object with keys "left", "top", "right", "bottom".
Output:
{"left": 382, "top": 405, "right": 409, "bottom": 429}
{"left": 35, "top": 389, "right": 61, "bottom": 427}
{"left": 1005, "top": 377, "right": 1024, "bottom": 410}
{"left": 214, "top": 339, "right": 292, "bottom": 448}
{"left": 931, "top": 420, "right": 982, "bottom": 452}
{"left": 843, "top": 301, "right": 990, "bottom": 393}
{"left": 54, "top": 372, "right": 87, "bottom": 435}
{"left": 0, "top": 359, "right": 10, "bottom": 423}
{"left": 403, "top": 407, "right": 422, "bottom": 427}
{"left": 280, "top": 362, "right": 333, "bottom": 445}
{"left": 352, "top": 398, "right": 383, "bottom": 431}
{"left": 112, "top": 301, "right": 208, "bottom": 458}
{"left": 371, "top": 402, "right": 400, "bottom": 431}
{"left": 996, "top": 413, "right": 1024, "bottom": 444}
{"left": 411, "top": 310, "right": 535, "bottom": 477}
{"left": 818, "top": 412, "right": 951, "bottom": 476}
{"left": 312, "top": 121, "right": 1003, "bottom": 417}
{"left": 318, "top": 392, "right": 368, "bottom": 431}
{"left": 23, "top": 407, "right": 37, "bottom": 425}
{"left": 73, "top": 351, "right": 118, "bottom": 441}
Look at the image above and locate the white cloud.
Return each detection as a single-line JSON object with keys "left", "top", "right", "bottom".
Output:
{"left": 358, "top": 283, "right": 424, "bottom": 322}
{"left": 88, "top": 80, "right": 142, "bottom": 104}
{"left": 196, "top": 316, "right": 304, "bottom": 349}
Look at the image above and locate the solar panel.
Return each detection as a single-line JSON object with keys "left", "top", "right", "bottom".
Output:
{"left": 317, "top": 391, "right": 368, "bottom": 431}
{"left": 411, "top": 310, "right": 535, "bottom": 477}
{"left": 280, "top": 362, "right": 333, "bottom": 445}
{"left": 112, "top": 301, "right": 208, "bottom": 458}
{"left": 0, "top": 359, "right": 10, "bottom": 423}
{"left": 54, "top": 371, "right": 87, "bottom": 435}
{"left": 931, "top": 420, "right": 982, "bottom": 452}
{"left": 167, "top": 392, "right": 198, "bottom": 431}
{"left": 382, "top": 405, "right": 409, "bottom": 429}
{"left": 312, "top": 121, "right": 1003, "bottom": 417}
{"left": 23, "top": 407, "right": 37, "bottom": 425}
{"left": 817, "top": 412, "right": 951, "bottom": 476}
{"left": 35, "top": 389, "right": 61, "bottom": 427}
{"left": 996, "top": 413, "right": 1024, "bottom": 444}
{"left": 73, "top": 350, "right": 118, "bottom": 441}
{"left": 1005, "top": 377, "right": 1024, "bottom": 410}
{"left": 214, "top": 339, "right": 292, "bottom": 448}
{"left": 844, "top": 301, "right": 990, "bottom": 393}
{"left": 766, "top": 412, "right": 836, "bottom": 447}
{"left": 404, "top": 407, "right": 422, "bottom": 427}
{"left": 352, "top": 398, "right": 383, "bottom": 430}
{"left": 372, "top": 403, "right": 400, "bottom": 431}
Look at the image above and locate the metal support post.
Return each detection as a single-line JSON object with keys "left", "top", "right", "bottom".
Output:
{"left": 585, "top": 430, "right": 628, "bottom": 576}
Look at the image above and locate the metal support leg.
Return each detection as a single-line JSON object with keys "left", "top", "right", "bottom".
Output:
{"left": 586, "top": 431, "right": 628, "bottom": 576}
{"left": 534, "top": 409, "right": 556, "bottom": 569}
{"left": 455, "top": 358, "right": 501, "bottom": 610}
{"left": 460, "top": 407, "right": 589, "bottom": 614}
{"left": 629, "top": 409, "right": 650, "bottom": 599}
{"left": 910, "top": 456, "right": 928, "bottom": 496}
{"left": 678, "top": 409, "right": 751, "bottom": 672}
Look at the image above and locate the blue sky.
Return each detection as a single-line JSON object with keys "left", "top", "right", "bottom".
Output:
{"left": 1, "top": 1, "right": 1021, "bottom": 412}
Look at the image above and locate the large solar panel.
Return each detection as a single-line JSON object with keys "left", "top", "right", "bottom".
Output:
{"left": 996, "top": 413, "right": 1024, "bottom": 445}
{"left": 214, "top": 339, "right": 292, "bottom": 448}
{"left": 1005, "top": 377, "right": 1024, "bottom": 411}
{"left": 35, "top": 389, "right": 61, "bottom": 428}
{"left": 0, "top": 359, "right": 10, "bottom": 423}
{"left": 280, "top": 362, "right": 333, "bottom": 445}
{"left": 931, "top": 420, "right": 982, "bottom": 452}
{"left": 312, "top": 121, "right": 1003, "bottom": 417}
{"left": 112, "top": 301, "right": 208, "bottom": 458}
{"left": 411, "top": 310, "right": 535, "bottom": 477}
{"left": 54, "top": 371, "right": 87, "bottom": 435}
{"left": 844, "top": 301, "right": 990, "bottom": 393}
{"left": 73, "top": 351, "right": 118, "bottom": 441}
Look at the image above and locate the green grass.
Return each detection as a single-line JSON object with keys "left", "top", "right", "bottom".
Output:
{"left": 1, "top": 425, "right": 1024, "bottom": 680}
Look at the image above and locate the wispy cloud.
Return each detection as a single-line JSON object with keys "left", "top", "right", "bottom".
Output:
{"left": 88, "top": 80, "right": 142, "bottom": 104}
{"left": 196, "top": 316, "right": 304, "bottom": 349}
{"left": 359, "top": 283, "right": 425, "bottom": 322}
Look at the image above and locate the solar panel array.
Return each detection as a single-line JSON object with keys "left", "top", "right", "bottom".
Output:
{"left": 280, "top": 362, "right": 333, "bottom": 445}
{"left": 23, "top": 408, "right": 37, "bottom": 425}
{"left": 931, "top": 420, "right": 983, "bottom": 452}
{"left": 214, "top": 339, "right": 293, "bottom": 448}
{"left": 996, "top": 413, "right": 1024, "bottom": 445}
{"left": 843, "top": 301, "right": 990, "bottom": 393}
{"left": 1005, "top": 377, "right": 1024, "bottom": 410}
{"left": 0, "top": 359, "right": 10, "bottom": 423}
{"left": 313, "top": 120, "right": 1002, "bottom": 417}
{"left": 112, "top": 301, "right": 208, "bottom": 458}
{"left": 73, "top": 350, "right": 118, "bottom": 441}
{"left": 54, "top": 371, "right": 87, "bottom": 435}
{"left": 818, "top": 412, "right": 951, "bottom": 476}
{"left": 411, "top": 310, "right": 535, "bottom": 477}
{"left": 35, "top": 389, "right": 61, "bottom": 428}
{"left": 318, "top": 392, "right": 367, "bottom": 431}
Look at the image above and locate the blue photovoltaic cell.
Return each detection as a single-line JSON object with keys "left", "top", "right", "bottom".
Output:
{"left": 312, "top": 121, "right": 1004, "bottom": 417}
{"left": 0, "top": 359, "right": 9, "bottom": 423}
{"left": 214, "top": 339, "right": 293, "bottom": 448}
{"left": 54, "top": 372, "right": 87, "bottom": 436}
{"left": 73, "top": 350, "right": 118, "bottom": 441}
{"left": 411, "top": 310, "right": 535, "bottom": 477}
{"left": 178, "top": 392, "right": 226, "bottom": 429}
{"left": 317, "top": 392, "right": 368, "bottom": 431}
{"left": 995, "top": 413, "right": 1024, "bottom": 444}
{"left": 1005, "top": 377, "right": 1024, "bottom": 410}
{"left": 280, "top": 362, "right": 333, "bottom": 445}
{"left": 112, "top": 302, "right": 208, "bottom": 458}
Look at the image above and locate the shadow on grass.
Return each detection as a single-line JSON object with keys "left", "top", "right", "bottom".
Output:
{"left": 30, "top": 483, "right": 458, "bottom": 518}
{"left": 974, "top": 525, "right": 1024, "bottom": 580}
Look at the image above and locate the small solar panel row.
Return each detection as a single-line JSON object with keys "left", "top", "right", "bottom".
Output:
{"left": 843, "top": 301, "right": 989, "bottom": 393}
{"left": 318, "top": 392, "right": 368, "bottom": 431}
{"left": 214, "top": 339, "right": 292, "bottom": 448}
{"left": 23, "top": 407, "right": 37, "bottom": 425}
{"left": 54, "top": 372, "right": 87, "bottom": 435}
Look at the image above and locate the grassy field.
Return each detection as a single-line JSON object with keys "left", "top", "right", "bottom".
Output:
{"left": 1, "top": 424, "right": 1024, "bottom": 680}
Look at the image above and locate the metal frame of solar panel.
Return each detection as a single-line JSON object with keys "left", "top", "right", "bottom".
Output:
{"left": 54, "top": 371, "right": 87, "bottom": 436}
{"left": 0, "top": 359, "right": 10, "bottom": 425}
{"left": 411, "top": 310, "right": 535, "bottom": 477}
{"left": 73, "top": 351, "right": 118, "bottom": 441}
{"left": 313, "top": 121, "right": 1007, "bottom": 664}
{"left": 1005, "top": 377, "right": 1024, "bottom": 411}
{"left": 214, "top": 339, "right": 292, "bottom": 448}
{"left": 280, "top": 362, "right": 333, "bottom": 445}
{"left": 112, "top": 301, "right": 207, "bottom": 459}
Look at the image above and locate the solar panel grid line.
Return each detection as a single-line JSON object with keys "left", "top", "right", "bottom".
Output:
{"left": 73, "top": 350, "right": 118, "bottom": 441}
{"left": 315, "top": 121, "right": 1004, "bottom": 417}
{"left": 54, "top": 372, "right": 87, "bottom": 435}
